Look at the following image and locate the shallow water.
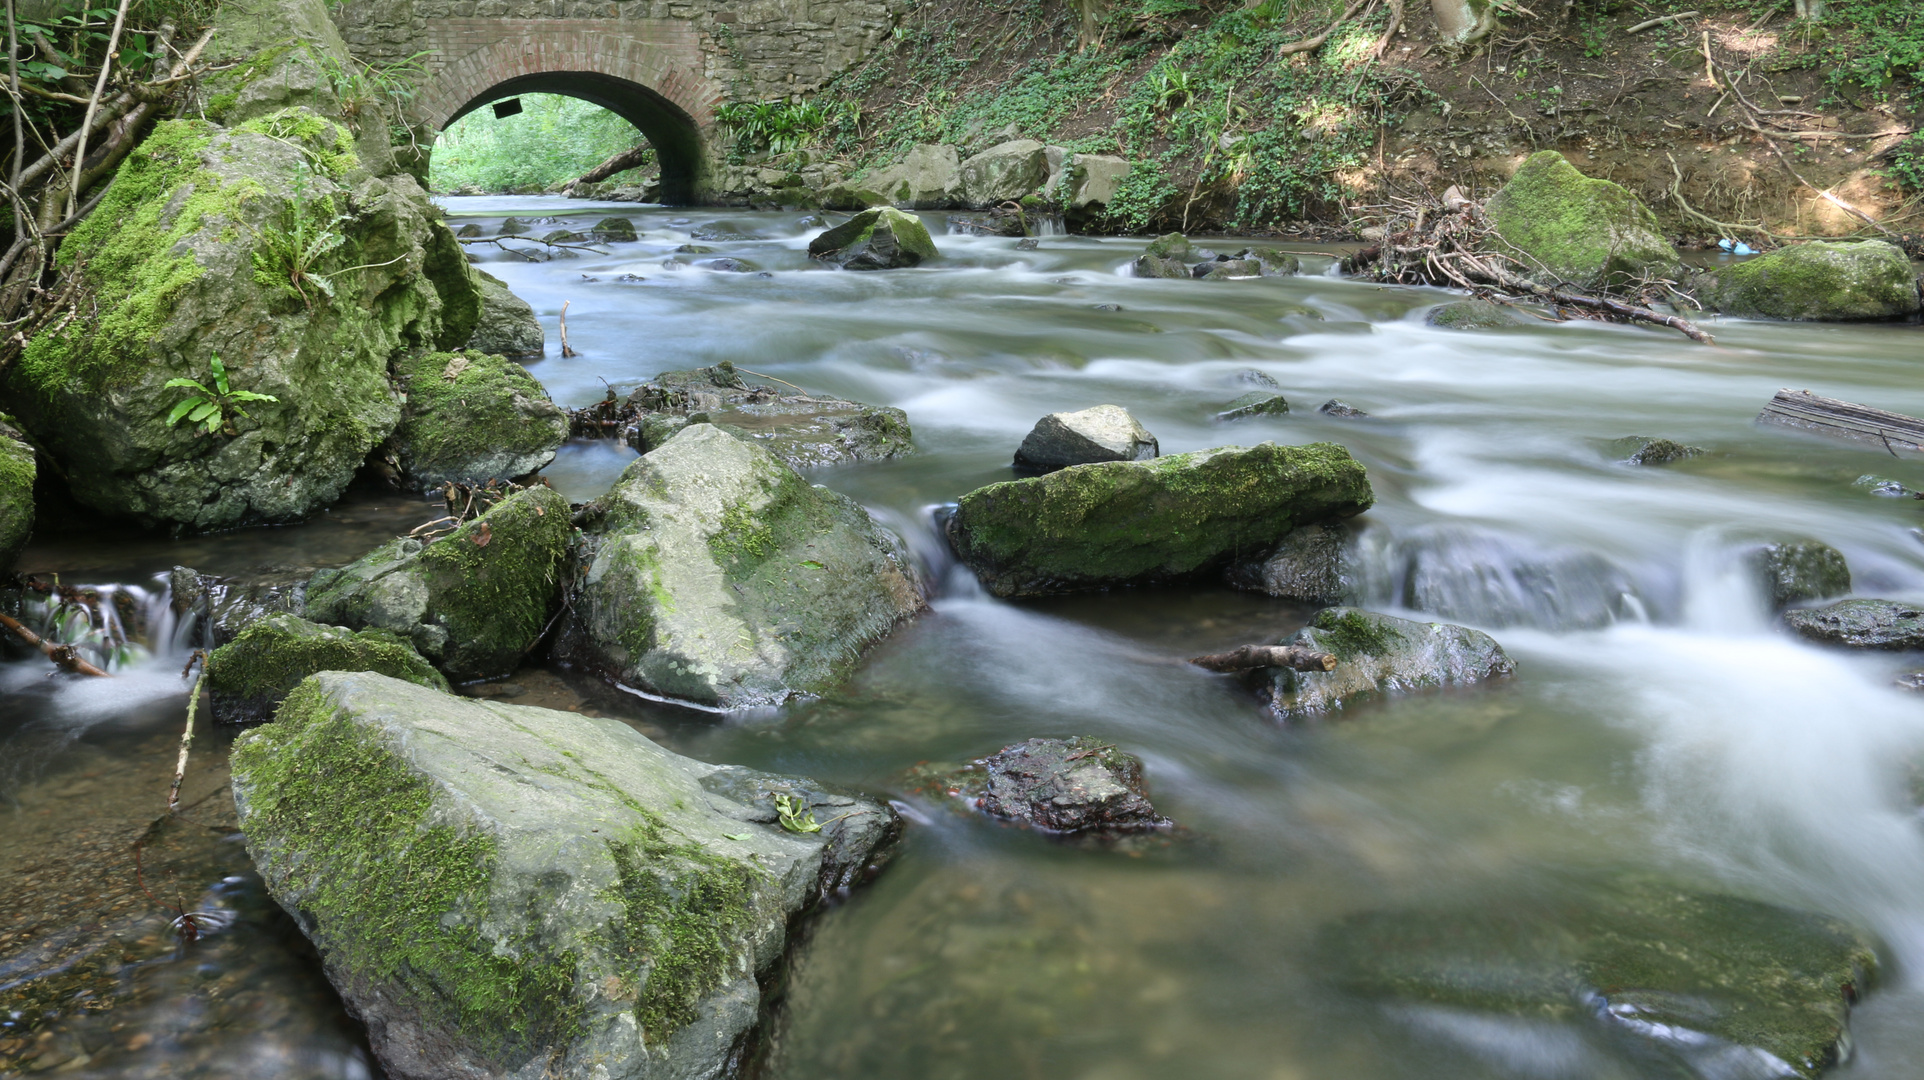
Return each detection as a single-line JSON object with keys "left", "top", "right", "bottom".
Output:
{"left": 5, "top": 195, "right": 1924, "bottom": 1078}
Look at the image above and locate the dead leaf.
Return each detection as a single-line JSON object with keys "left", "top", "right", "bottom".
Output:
{"left": 442, "top": 355, "right": 471, "bottom": 381}
{"left": 473, "top": 522, "right": 492, "bottom": 548}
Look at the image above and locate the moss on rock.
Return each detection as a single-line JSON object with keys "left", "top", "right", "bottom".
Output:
{"left": 391, "top": 350, "right": 567, "bottom": 489}
{"left": 204, "top": 611, "right": 447, "bottom": 722}
{"left": 807, "top": 206, "right": 938, "bottom": 269}
{"left": 947, "top": 441, "right": 1373, "bottom": 597}
{"left": 0, "top": 414, "right": 35, "bottom": 573}
{"left": 1699, "top": 241, "right": 1922, "bottom": 321}
{"left": 1264, "top": 607, "right": 1515, "bottom": 718}
{"left": 1484, "top": 151, "right": 1679, "bottom": 293}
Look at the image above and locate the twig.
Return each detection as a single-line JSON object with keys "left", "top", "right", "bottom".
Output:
{"left": 169, "top": 651, "right": 207, "bottom": 814}
{"left": 0, "top": 609, "right": 112, "bottom": 675}
{"left": 1628, "top": 10, "right": 1697, "bottom": 32}
{"left": 68, "top": 0, "right": 134, "bottom": 215}
{"left": 1278, "top": 0, "right": 1373, "bottom": 56}
{"left": 1189, "top": 644, "right": 1339, "bottom": 673}
{"left": 732, "top": 367, "right": 808, "bottom": 394}
{"left": 559, "top": 300, "right": 578, "bottom": 357}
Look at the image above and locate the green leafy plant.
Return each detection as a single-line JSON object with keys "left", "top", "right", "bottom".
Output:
{"left": 774, "top": 793, "right": 821, "bottom": 834}
{"left": 251, "top": 187, "right": 350, "bottom": 308}
{"left": 714, "top": 98, "right": 851, "bottom": 155}
{"left": 164, "top": 355, "right": 278, "bottom": 437}
{"left": 1152, "top": 62, "right": 1194, "bottom": 111}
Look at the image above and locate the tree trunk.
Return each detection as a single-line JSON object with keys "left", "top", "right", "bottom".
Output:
{"left": 1073, "top": 0, "right": 1105, "bottom": 51}
{"left": 1431, "top": 0, "right": 1496, "bottom": 45}
{"left": 565, "top": 143, "right": 654, "bottom": 190}
{"left": 1793, "top": 0, "right": 1825, "bottom": 18}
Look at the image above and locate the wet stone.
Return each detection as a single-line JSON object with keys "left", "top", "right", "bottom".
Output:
{"left": 1603, "top": 435, "right": 1704, "bottom": 465}
{"left": 1747, "top": 540, "right": 1851, "bottom": 611}
{"left": 1013, "top": 404, "right": 1159, "bottom": 473}
{"left": 1217, "top": 391, "right": 1289, "bottom": 421}
{"left": 912, "top": 737, "right": 1171, "bottom": 836}
{"left": 1853, "top": 474, "right": 1919, "bottom": 498}
{"left": 1319, "top": 398, "right": 1369, "bottom": 418}
{"left": 1224, "top": 521, "right": 1354, "bottom": 604}
{"left": 1783, "top": 599, "right": 1924, "bottom": 651}
{"left": 1262, "top": 608, "right": 1516, "bottom": 719}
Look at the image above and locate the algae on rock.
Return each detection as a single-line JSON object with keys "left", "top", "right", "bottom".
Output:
{"left": 562, "top": 423, "right": 923, "bottom": 709}
{"left": 947, "top": 442, "right": 1372, "bottom": 598}
{"left": 305, "top": 486, "right": 571, "bottom": 680}
{"left": 205, "top": 612, "right": 447, "bottom": 723}
{"left": 231, "top": 671, "right": 899, "bottom": 1080}
{"left": 390, "top": 351, "right": 567, "bottom": 489}
{"left": 0, "top": 415, "right": 36, "bottom": 572}
{"left": 1484, "top": 151, "right": 1679, "bottom": 293}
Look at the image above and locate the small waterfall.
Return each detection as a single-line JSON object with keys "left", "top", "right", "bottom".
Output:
{"left": 1349, "top": 525, "right": 1652, "bottom": 632}
{"left": 9, "top": 575, "right": 183, "bottom": 672}
{"left": 1031, "top": 213, "right": 1066, "bottom": 237}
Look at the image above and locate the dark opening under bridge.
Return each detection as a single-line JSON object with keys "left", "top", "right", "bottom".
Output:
{"left": 332, "top": 0, "right": 904, "bottom": 201}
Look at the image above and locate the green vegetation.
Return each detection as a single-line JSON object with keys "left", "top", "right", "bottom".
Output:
{"left": 164, "top": 355, "right": 279, "bottom": 437}
{"left": 1809, "top": 0, "right": 1924, "bottom": 101}
{"left": 430, "top": 94, "right": 650, "bottom": 193}
{"left": 715, "top": 98, "right": 858, "bottom": 157}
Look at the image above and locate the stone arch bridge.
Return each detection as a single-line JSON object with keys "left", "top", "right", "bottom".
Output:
{"left": 332, "top": 0, "right": 903, "bottom": 202}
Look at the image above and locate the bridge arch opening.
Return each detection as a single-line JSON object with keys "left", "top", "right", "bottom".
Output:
{"left": 440, "top": 73, "right": 704, "bottom": 203}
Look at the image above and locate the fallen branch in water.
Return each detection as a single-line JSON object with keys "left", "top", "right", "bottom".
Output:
{"left": 169, "top": 650, "right": 207, "bottom": 814}
{"left": 559, "top": 300, "right": 578, "bottom": 357}
{"left": 1189, "top": 644, "right": 1338, "bottom": 673}
{"left": 0, "top": 609, "right": 112, "bottom": 675}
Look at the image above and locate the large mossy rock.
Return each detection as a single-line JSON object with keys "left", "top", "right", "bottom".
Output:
{"left": 808, "top": 206, "right": 938, "bottom": 269}
{"left": 1700, "top": 241, "right": 1922, "bottom": 321}
{"left": 390, "top": 351, "right": 566, "bottom": 489}
{"left": 566, "top": 423, "right": 923, "bottom": 709}
{"left": 946, "top": 442, "right": 1372, "bottom": 598}
{"left": 204, "top": 612, "right": 447, "bottom": 723}
{"left": 861, "top": 143, "right": 961, "bottom": 209}
{"left": 1262, "top": 608, "right": 1515, "bottom": 718}
{"left": 1323, "top": 881, "right": 1877, "bottom": 1078}
{"left": 1783, "top": 598, "right": 1924, "bottom": 651}
{"left": 1064, "top": 154, "right": 1130, "bottom": 224}
{"left": 955, "top": 139, "right": 1051, "bottom": 206}
{"left": 466, "top": 268, "right": 544, "bottom": 358}
{"left": 305, "top": 486, "right": 571, "bottom": 680}
{"left": 1485, "top": 150, "right": 1679, "bottom": 293}
{"left": 231, "top": 671, "right": 900, "bottom": 1080}
{"left": 0, "top": 415, "right": 35, "bottom": 572}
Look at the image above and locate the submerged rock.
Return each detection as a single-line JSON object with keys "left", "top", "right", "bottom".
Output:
{"left": 1385, "top": 526, "right": 1643, "bottom": 631}
{"left": 1217, "top": 391, "right": 1289, "bottom": 421}
{"left": 305, "top": 486, "right": 571, "bottom": 681}
{"left": 232, "top": 671, "right": 899, "bottom": 1080}
{"left": 1260, "top": 608, "right": 1515, "bottom": 718}
{"left": 0, "top": 415, "right": 35, "bottom": 572}
{"left": 1602, "top": 434, "right": 1703, "bottom": 465}
{"left": 562, "top": 424, "right": 923, "bottom": 709}
{"left": 1322, "top": 881, "right": 1877, "bottom": 1079}
{"left": 613, "top": 364, "right": 914, "bottom": 469}
{"left": 1484, "top": 150, "right": 1679, "bottom": 292}
{"left": 948, "top": 442, "right": 1372, "bottom": 598}
{"left": 389, "top": 351, "right": 567, "bottom": 489}
{"left": 1748, "top": 540, "right": 1851, "bottom": 612}
{"left": 808, "top": 206, "right": 938, "bottom": 270}
{"left": 913, "top": 737, "right": 1171, "bottom": 835}
{"left": 204, "top": 613, "right": 446, "bottom": 723}
{"left": 1700, "top": 240, "right": 1921, "bottom": 321}
{"left": 1224, "top": 522, "right": 1355, "bottom": 604}
{"left": 466, "top": 269, "right": 544, "bottom": 359}
{"left": 1013, "top": 405, "right": 1159, "bottom": 473}
{"left": 1783, "top": 599, "right": 1924, "bottom": 651}
{"left": 1319, "top": 399, "right": 1369, "bottom": 418}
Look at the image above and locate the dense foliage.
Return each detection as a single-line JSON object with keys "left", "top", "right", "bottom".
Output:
{"left": 429, "top": 95, "right": 650, "bottom": 193}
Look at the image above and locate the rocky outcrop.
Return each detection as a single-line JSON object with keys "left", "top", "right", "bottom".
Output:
{"left": 1602, "top": 434, "right": 1703, "bottom": 464}
{"left": 231, "top": 671, "right": 899, "bottom": 1080}
{"left": 0, "top": 415, "right": 35, "bottom": 573}
{"left": 466, "top": 269, "right": 544, "bottom": 359}
{"left": 1747, "top": 540, "right": 1850, "bottom": 611}
{"left": 1260, "top": 608, "right": 1514, "bottom": 718}
{"left": 947, "top": 442, "right": 1373, "bottom": 598}
{"left": 389, "top": 351, "right": 567, "bottom": 489}
{"left": 808, "top": 206, "right": 939, "bottom": 269}
{"left": 204, "top": 612, "right": 446, "bottom": 723}
{"left": 3, "top": 10, "right": 477, "bottom": 532}
{"left": 1224, "top": 522, "right": 1356, "bottom": 604}
{"left": 1484, "top": 150, "right": 1679, "bottom": 293}
{"left": 1132, "top": 234, "right": 1297, "bottom": 280}
{"left": 1013, "top": 405, "right": 1158, "bottom": 473}
{"left": 562, "top": 424, "right": 923, "bottom": 709}
{"left": 1783, "top": 599, "right": 1924, "bottom": 651}
{"left": 910, "top": 737, "right": 1170, "bottom": 836}
{"left": 305, "top": 486, "right": 571, "bottom": 681}
{"left": 712, "top": 150, "right": 850, "bottom": 207}
{"left": 1322, "top": 881, "right": 1877, "bottom": 1078}
{"left": 956, "top": 139, "right": 1051, "bottom": 205}
{"left": 1698, "top": 240, "right": 1922, "bottom": 321}
{"left": 862, "top": 143, "right": 961, "bottom": 208}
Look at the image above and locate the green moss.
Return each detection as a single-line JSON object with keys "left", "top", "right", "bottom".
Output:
{"left": 393, "top": 350, "right": 561, "bottom": 482}
{"left": 1308, "top": 608, "right": 1397, "bottom": 659}
{"left": 1701, "top": 241, "right": 1920, "bottom": 321}
{"left": 205, "top": 613, "right": 447, "bottom": 719}
{"left": 237, "top": 108, "right": 359, "bottom": 180}
{"left": 415, "top": 485, "right": 571, "bottom": 675}
{"left": 1484, "top": 151, "right": 1678, "bottom": 293}
{"left": 233, "top": 681, "right": 585, "bottom": 1065}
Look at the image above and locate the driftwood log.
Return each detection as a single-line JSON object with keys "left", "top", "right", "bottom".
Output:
{"left": 1756, "top": 389, "right": 1924, "bottom": 458}
{"left": 1189, "top": 644, "right": 1338, "bottom": 673}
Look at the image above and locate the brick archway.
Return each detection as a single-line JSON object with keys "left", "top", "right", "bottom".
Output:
{"left": 412, "top": 22, "right": 721, "bottom": 203}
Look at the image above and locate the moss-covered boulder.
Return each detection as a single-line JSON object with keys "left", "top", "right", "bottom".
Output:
{"left": 563, "top": 424, "right": 923, "bottom": 709}
{"left": 947, "top": 442, "right": 1372, "bottom": 598}
{"left": 1699, "top": 241, "right": 1922, "bottom": 321}
{"left": 1747, "top": 540, "right": 1850, "bottom": 612}
{"left": 808, "top": 207, "right": 938, "bottom": 269}
{"left": 1427, "top": 297, "right": 1529, "bottom": 329}
{"left": 1261, "top": 608, "right": 1514, "bottom": 719}
{"left": 591, "top": 216, "right": 638, "bottom": 242}
{"left": 231, "top": 671, "right": 899, "bottom": 1080}
{"left": 1484, "top": 150, "right": 1679, "bottom": 293}
{"left": 305, "top": 486, "right": 571, "bottom": 680}
{"left": 1217, "top": 391, "right": 1289, "bottom": 421}
{"left": 1783, "top": 599, "right": 1924, "bottom": 651}
{"left": 0, "top": 415, "right": 35, "bottom": 573}
{"left": 390, "top": 351, "right": 567, "bottom": 489}
{"left": 1323, "top": 880, "right": 1878, "bottom": 1078}
{"left": 861, "top": 142, "right": 962, "bottom": 209}
{"left": 466, "top": 268, "right": 544, "bottom": 358}
{"left": 955, "top": 139, "right": 1051, "bottom": 206}
{"left": 204, "top": 612, "right": 446, "bottom": 723}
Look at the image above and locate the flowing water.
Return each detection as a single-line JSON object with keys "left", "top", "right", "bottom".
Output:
{"left": 5, "top": 195, "right": 1924, "bottom": 1079}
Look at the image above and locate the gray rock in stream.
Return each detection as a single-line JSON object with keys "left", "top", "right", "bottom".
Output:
{"left": 1013, "top": 405, "right": 1159, "bottom": 473}
{"left": 1783, "top": 599, "right": 1924, "bottom": 651}
{"left": 604, "top": 364, "right": 914, "bottom": 470}
{"left": 170, "top": 564, "right": 312, "bottom": 649}
{"left": 232, "top": 671, "right": 900, "bottom": 1080}
{"left": 1224, "top": 522, "right": 1356, "bottom": 604}
{"left": 1260, "top": 608, "right": 1515, "bottom": 719}
{"left": 1321, "top": 879, "right": 1878, "bottom": 1079}
{"left": 466, "top": 269, "right": 544, "bottom": 359}
{"left": 1747, "top": 540, "right": 1850, "bottom": 612}
{"left": 1601, "top": 435, "right": 1703, "bottom": 465}
{"left": 1216, "top": 391, "right": 1289, "bottom": 421}
{"left": 909, "top": 736, "right": 1171, "bottom": 836}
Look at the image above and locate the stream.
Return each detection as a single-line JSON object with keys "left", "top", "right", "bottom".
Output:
{"left": 5, "top": 195, "right": 1924, "bottom": 1079}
